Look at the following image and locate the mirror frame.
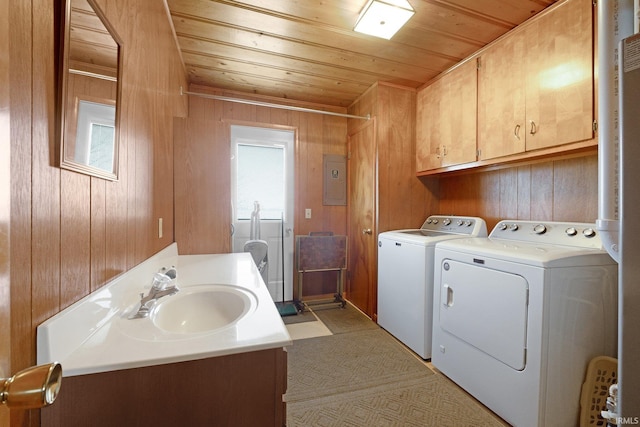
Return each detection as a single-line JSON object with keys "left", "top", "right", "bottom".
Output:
{"left": 58, "top": 0, "right": 122, "bottom": 181}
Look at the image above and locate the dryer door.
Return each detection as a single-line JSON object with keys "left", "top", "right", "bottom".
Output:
{"left": 439, "top": 259, "right": 528, "bottom": 370}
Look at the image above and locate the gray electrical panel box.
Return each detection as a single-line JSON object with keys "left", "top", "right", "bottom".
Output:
{"left": 323, "top": 154, "right": 347, "bottom": 206}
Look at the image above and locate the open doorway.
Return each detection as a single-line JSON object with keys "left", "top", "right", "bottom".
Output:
{"left": 230, "top": 125, "right": 295, "bottom": 303}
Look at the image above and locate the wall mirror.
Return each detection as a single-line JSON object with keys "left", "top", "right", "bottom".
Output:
{"left": 59, "top": 0, "right": 122, "bottom": 180}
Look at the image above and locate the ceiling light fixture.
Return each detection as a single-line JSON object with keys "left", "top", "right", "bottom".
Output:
{"left": 354, "top": 0, "right": 415, "bottom": 40}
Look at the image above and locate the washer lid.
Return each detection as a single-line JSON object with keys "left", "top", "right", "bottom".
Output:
{"left": 378, "top": 215, "right": 488, "bottom": 245}
{"left": 379, "top": 230, "right": 475, "bottom": 246}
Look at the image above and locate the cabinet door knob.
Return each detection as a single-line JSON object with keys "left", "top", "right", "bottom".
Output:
{"left": 529, "top": 120, "right": 537, "bottom": 135}
{"left": 362, "top": 228, "right": 372, "bottom": 235}
{"left": 514, "top": 124, "right": 521, "bottom": 140}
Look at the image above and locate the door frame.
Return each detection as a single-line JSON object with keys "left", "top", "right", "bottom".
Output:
{"left": 1, "top": 0, "right": 12, "bottom": 421}
{"left": 227, "top": 121, "right": 297, "bottom": 303}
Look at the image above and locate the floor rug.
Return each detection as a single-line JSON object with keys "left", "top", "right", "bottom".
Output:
{"left": 285, "top": 328, "right": 432, "bottom": 403}
{"left": 312, "top": 304, "right": 379, "bottom": 335}
{"left": 285, "top": 301, "right": 508, "bottom": 426}
{"left": 282, "top": 309, "right": 318, "bottom": 325}
{"left": 287, "top": 375, "right": 507, "bottom": 427}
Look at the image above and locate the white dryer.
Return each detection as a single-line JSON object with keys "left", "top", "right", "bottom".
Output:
{"left": 432, "top": 220, "right": 618, "bottom": 427}
{"left": 377, "top": 215, "right": 487, "bottom": 359}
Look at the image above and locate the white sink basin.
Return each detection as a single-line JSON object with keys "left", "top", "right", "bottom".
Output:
{"left": 150, "top": 284, "right": 257, "bottom": 334}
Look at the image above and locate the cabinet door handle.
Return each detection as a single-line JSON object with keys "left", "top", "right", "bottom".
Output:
{"left": 529, "top": 120, "right": 537, "bottom": 135}
{"left": 442, "top": 145, "right": 447, "bottom": 156}
{"left": 514, "top": 124, "right": 521, "bottom": 140}
{"left": 436, "top": 146, "right": 441, "bottom": 159}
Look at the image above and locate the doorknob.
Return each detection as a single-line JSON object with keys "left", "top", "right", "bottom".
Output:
{"left": 362, "top": 228, "right": 372, "bottom": 235}
{"left": 1, "top": 362, "right": 62, "bottom": 409}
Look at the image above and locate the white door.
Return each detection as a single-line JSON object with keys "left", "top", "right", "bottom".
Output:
{"left": 230, "top": 125, "right": 295, "bottom": 303}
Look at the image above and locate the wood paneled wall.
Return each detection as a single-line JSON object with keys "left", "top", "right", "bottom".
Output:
{"left": 174, "top": 85, "right": 348, "bottom": 296}
{"left": 8, "top": 1, "right": 186, "bottom": 425}
{"left": 348, "top": 82, "right": 440, "bottom": 232}
{"left": 438, "top": 155, "right": 599, "bottom": 231}
{"left": 347, "top": 82, "right": 439, "bottom": 317}
{"left": 174, "top": 84, "right": 349, "bottom": 254}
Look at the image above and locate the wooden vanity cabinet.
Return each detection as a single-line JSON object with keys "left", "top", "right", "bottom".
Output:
{"left": 416, "top": 58, "right": 478, "bottom": 171}
{"left": 41, "top": 348, "right": 288, "bottom": 427}
{"left": 478, "top": 0, "right": 593, "bottom": 161}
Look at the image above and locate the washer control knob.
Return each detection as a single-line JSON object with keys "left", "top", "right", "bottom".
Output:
{"left": 583, "top": 228, "right": 596, "bottom": 238}
{"left": 432, "top": 219, "right": 439, "bottom": 224}
{"left": 565, "top": 227, "right": 578, "bottom": 236}
{"left": 443, "top": 218, "right": 451, "bottom": 226}
{"left": 426, "top": 218, "right": 433, "bottom": 224}
{"left": 456, "top": 219, "right": 464, "bottom": 226}
{"left": 533, "top": 224, "right": 547, "bottom": 235}
{"left": 509, "top": 224, "right": 519, "bottom": 231}
{"left": 464, "top": 220, "right": 472, "bottom": 227}
{"left": 499, "top": 223, "right": 508, "bottom": 231}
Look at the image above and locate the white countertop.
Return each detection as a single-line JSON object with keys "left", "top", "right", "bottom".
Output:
{"left": 37, "top": 244, "right": 292, "bottom": 377}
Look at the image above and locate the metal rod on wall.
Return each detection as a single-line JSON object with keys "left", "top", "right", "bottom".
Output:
{"left": 181, "top": 87, "right": 370, "bottom": 121}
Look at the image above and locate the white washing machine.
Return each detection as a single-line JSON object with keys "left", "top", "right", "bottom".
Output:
{"left": 377, "top": 215, "right": 487, "bottom": 359}
{"left": 432, "top": 220, "right": 618, "bottom": 427}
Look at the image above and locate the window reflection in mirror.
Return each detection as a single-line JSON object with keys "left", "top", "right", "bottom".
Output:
{"left": 59, "top": 0, "right": 121, "bottom": 180}
{"left": 75, "top": 97, "right": 116, "bottom": 171}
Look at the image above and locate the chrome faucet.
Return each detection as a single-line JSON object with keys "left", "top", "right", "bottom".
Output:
{"left": 129, "top": 267, "right": 179, "bottom": 319}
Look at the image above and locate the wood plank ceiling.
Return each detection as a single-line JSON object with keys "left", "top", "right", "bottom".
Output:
{"left": 69, "top": 0, "right": 119, "bottom": 77}
{"left": 168, "top": 0, "right": 559, "bottom": 108}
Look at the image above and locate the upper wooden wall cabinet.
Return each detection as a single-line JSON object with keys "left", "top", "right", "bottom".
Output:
{"left": 478, "top": 0, "right": 593, "bottom": 160}
{"left": 416, "top": 59, "right": 477, "bottom": 171}
{"left": 416, "top": 0, "right": 594, "bottom": 174}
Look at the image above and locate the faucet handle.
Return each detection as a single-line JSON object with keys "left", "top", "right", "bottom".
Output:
{"left": 151, "top": 272, "right": 172, "bottom": 290}
{"left": 164, "top": 266, "right": 177, "bottom": 280}
{"left": 158, "top": 266, "right": 177, "bottom": 280}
